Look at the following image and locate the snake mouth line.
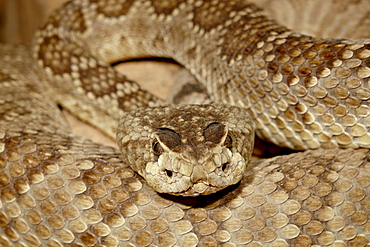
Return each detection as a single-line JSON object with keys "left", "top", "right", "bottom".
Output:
{"left": 160, "top": 182, "right": 242, "bottom": 203}
{"left": 171, "top": 180, "right": 235, "bottom": 197}
{"left": 157, "top": 162, "right": 243, "bottom": 196}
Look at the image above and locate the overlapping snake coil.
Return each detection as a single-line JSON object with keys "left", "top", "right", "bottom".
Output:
{"left": 0, "top": 0, "right": 370, "bottom": 246}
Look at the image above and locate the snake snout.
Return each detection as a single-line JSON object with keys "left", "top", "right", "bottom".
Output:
{"left": 190, "top": 165, "right": 208, "bottom": 183}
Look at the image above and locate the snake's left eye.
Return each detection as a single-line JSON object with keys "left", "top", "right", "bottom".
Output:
{"left": 204, "top": 122, "right": 232, "bottom": 149}
{"left": 152, "top": 141, "right": 164, "bottom": 156}
{"left": 224, "top": 134, "right": 232, "bottom": 149}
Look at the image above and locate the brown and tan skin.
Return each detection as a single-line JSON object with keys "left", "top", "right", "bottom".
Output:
{"left": 0, "top": 0, "right": 370, "bottom": 246}
{"left": 117, "top": 105, "right": 254, "bottom": 196}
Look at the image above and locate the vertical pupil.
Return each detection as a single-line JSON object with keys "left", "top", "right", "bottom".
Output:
{"left": 153, "top": 142, "right": 163, "bottom": 155}
{"left": 225, "top": 135, "right": 232, "bottom": 148}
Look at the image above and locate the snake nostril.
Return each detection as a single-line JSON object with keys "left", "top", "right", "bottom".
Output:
{"left": 222, "top": 162, "right": 229, "bottom": 172}
{"left": 165, "top": 169, "right": 173, "bottom": 178}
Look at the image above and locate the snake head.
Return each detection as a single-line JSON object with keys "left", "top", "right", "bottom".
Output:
{"left": 117, "top": 104, "right": 254, "bottom": 196}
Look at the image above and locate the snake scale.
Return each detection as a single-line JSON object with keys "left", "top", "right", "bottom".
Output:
{"left": 1, "top": 0, "right": 370, "bottom": 246}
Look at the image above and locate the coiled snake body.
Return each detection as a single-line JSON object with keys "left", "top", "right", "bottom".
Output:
{"left": 1, "top": 0, "right": 370, "bottom": 246}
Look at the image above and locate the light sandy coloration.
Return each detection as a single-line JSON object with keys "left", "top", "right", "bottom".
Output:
{"left": 0, "top": 0, "right": 370, "bottom": 246}
{"left": 117, "top": 104, "right": 254, "bottom": 196}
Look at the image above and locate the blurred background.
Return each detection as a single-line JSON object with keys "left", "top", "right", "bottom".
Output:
{"left": 0, "top": 0, "right": 66, "bottom": 44}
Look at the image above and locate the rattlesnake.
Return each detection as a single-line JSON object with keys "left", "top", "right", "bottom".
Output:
{"left": 1, "top": 0, "right": 370, "bottom": 246}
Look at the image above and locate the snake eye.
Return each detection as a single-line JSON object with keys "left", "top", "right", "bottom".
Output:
{"left": 224, "top": 134, "right": 233, "bottom": 149}
{"left": 153, "top": 141, "right": 165, "bottom": 156}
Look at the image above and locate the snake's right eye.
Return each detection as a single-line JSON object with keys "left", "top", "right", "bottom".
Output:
{"left": 153, "top": 141, "right": 165, "bottom": 156}
{"left": 153, "top": 128, "right": 181, "bottom": 158}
